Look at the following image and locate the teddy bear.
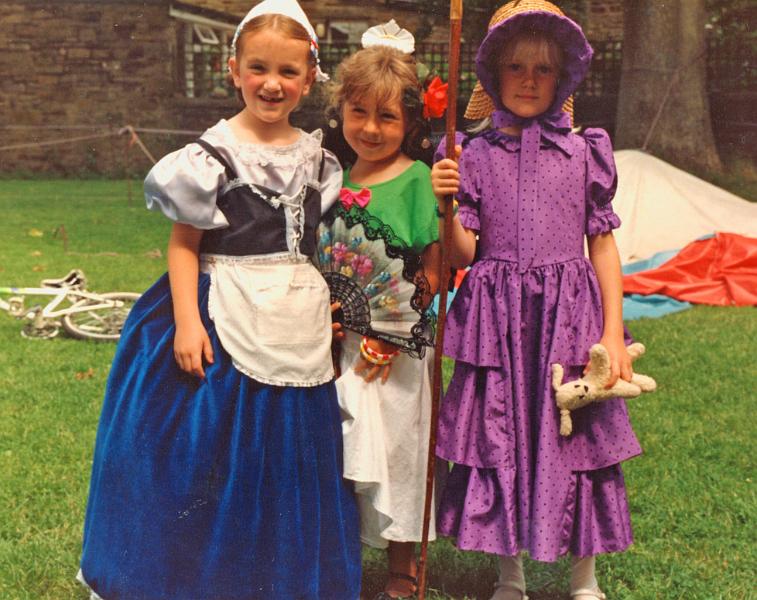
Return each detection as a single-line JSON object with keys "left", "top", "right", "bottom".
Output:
{"left": 551, "top": 342, "right": 657, "bottom": 436}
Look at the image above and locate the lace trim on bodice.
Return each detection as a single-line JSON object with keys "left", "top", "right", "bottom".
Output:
{"left": 211, "top": 121, "right": 325, "bottom": 169}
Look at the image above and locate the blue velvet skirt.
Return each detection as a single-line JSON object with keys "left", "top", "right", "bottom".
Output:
{"left": 79, "top": 274, "right": 361, "bottom": 600}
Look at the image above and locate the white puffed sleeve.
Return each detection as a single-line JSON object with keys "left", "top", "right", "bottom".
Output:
{"left": 144, "top": 142, "right": 229, "bottom": 229}
{"left": 319, "top": 147, "right": 343, "bottom": 214}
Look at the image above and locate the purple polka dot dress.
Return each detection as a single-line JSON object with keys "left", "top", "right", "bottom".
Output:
{"left": 434, "top": 126, "right": 641, "bottom": 562}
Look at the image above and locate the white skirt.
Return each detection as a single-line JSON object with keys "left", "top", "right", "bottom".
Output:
{"left": 337, "top": 331, "right": 437, "bottom": 548}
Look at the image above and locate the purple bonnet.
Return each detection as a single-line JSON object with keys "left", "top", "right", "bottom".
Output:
{"left": 475, "top": 7, "right": 593, "bottom": 116}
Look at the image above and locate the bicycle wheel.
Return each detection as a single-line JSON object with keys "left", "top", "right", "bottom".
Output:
{"left": 62, "top": 292, "right": 140, "bottom": 341}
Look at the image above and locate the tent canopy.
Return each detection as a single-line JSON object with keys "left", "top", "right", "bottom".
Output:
{"left": 612, "top": 150, "right": 757, "bottom": 264}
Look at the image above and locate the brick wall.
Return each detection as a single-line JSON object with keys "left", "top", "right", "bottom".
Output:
{"left": 583, "top": 0, "right": 624, "bottom": 41}
{"left": 186, "top": 0, "right": 441, "bottom": 34}
{"left": 0, "top": 0, "right": 447, "bottom": 176}
{"left": 0, "top": 0, "right": 185, "bottom": 176}
{"left": 185, "top": 0, "right": 245, "bottom": 17}
{"left": 183, "top": 0, "right": 447, "bottom": 43}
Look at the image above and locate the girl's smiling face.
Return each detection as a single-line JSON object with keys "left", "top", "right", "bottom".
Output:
{"left": 342, "top": 95, "right": 407, "bottom": 167}
{"left": 498, "top": 37, "right": 560, "bottom": 119}
{"left": 228, "top": 28, "right": 314, "bottom": 128}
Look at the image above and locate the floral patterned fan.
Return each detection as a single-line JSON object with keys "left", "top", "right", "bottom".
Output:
{"left": 317, "top": 196, "right": 435, "bottom": 358}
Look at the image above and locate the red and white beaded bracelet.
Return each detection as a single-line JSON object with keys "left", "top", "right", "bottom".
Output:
{"left": 360, "top": 336, "right": 400, "bottom": 366}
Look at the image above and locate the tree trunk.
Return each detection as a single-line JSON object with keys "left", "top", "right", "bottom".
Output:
{"left": 615, "top": 0, "right": 722, "bottom": 173}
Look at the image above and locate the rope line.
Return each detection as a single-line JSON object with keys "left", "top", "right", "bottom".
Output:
{"left": 129, "top": 127, "right": 203, "bottom": 135}
{"left": 0, "top": 124, "right": 174, "bottom": 164}
{"left": 121, "top": 125, "right": 157, "bottom": 164}
{"left": 0, "top": 124, "right": 202, "bottom": 135}
{"left": 0, "top": 130, "right": 120, "bottom": 152}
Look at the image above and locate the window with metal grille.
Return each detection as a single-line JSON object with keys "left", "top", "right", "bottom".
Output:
{"left": 171, "top": 8, "right": 235, "bottom": 100}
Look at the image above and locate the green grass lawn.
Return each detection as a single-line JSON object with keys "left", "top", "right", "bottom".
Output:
{"left": 0, "top": 181, "right": 754, "bottom": 600}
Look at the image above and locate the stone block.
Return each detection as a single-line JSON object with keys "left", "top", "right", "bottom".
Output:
{"left": 79, "top": 29, "right": 98, "bottom": 43}
{"left": 67, "top": 48, "right": 92, "bottom": 60}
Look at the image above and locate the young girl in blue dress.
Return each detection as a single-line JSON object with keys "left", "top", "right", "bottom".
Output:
{"left": 431, "top": 2, "right": 641, "bottom": 599}
{"left": 328, "top": 23, "right": 442, "bottom": 599}
{"left": 77, "top": 1, "right": 360, "bottom": 598}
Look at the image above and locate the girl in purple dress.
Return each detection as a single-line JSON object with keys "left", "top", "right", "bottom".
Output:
{"left": 431, "top": 2, "right": 641, "bottom": 599}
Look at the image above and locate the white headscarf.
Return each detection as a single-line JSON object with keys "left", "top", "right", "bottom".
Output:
{"left": 231, "top": 0, "right": 328, "bottom": 82}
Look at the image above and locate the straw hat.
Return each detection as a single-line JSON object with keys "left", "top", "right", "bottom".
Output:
{"left": 464, "top": 0, "right": 589, "bottom": 121}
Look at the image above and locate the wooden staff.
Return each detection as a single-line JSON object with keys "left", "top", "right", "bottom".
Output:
{"left": 417, "top": 1, "right": 463, "bottom": 598}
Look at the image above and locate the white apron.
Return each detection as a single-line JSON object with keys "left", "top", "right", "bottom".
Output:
{"left": 203, "top": 254, "right": 334, "bottom": 387}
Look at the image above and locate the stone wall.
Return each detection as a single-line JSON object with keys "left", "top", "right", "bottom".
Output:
{"left": 185, "top": 0, "right": 245, "bottom": 17}
{"left": 583, "top": 0, "right": 624, "bottom": 41}
{"left": 0, "top": 0, "right": 189, "bottom": 175}
{"left": 0, "top": 0, "right": 447, "bottom": 176}
{"left": 0, "top": 1, "right": 639, "bottom": 177}
{"left": 185, "top": 0, "right": 446, "bottom": 41}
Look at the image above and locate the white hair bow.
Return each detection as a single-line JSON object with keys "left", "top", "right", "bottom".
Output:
{"left": 361, "top": 19, "right": 415, "bottom": 54}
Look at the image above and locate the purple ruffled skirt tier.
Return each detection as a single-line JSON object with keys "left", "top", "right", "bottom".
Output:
{"left": 437, "top": 257, "right": 641, "bottom": 562}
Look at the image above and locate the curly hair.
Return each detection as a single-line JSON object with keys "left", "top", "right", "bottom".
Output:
{"left": 330, "top": 45, "right": 430, "bottom": 161}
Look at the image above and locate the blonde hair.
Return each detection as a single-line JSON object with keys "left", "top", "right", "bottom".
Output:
{"left": 229, "top": 14, "right": 315, "bottom": 103}
{"left": 234, "top": 13, "right": 314, "bottom": 62}
{"left": 497, "top": 29, "right": 564, "bottom": 75}
{"left": 467, "top": 29, "right": 564, "bottom": 133}
{"left": 331, "top": 45, "right": 428, "bottom": 157}
{"left": 332, "top": 46, "right": 421, "bottom": 115}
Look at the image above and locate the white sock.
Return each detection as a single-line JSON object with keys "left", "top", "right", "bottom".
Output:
{"left": 570, "top": 555, "right": 599, "bottom": 594}
{"left": 495, "top": 554, "right": 526, "bottom": 592}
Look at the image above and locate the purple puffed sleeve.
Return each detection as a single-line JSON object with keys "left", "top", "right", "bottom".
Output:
{"left": 434, "top": 132, "right": 481, "bottom": 232}
{"left": 584, "top": 128, "right": 621, "bottom": 236}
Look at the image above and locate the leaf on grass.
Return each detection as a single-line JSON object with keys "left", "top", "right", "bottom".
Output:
{"left": 32, "top": 265, "right": 45, "bottom": 272}
{"left": 28, "top": 228, "right": 44, "bottom": 238}
{"left": 75, "top": 368, "right": 95, "bottom": 380}
{"left": 145, "top": 248, "right": 163, "bottom": 259}
{"left": 30, "top": 251, "right": 42, "bottom": 257}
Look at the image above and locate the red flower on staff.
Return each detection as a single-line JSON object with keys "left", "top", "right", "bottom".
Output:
{"left": 423, "top": 76, "right": 448, "bottom": 119}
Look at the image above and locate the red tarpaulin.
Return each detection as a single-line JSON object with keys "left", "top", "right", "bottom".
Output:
{"left": 622, "top": 233, "right": 757, "bottom": 306}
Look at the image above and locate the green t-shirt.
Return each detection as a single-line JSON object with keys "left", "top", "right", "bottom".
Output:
{"left": 343, "top": 160, "right": 439, "bottom": 254}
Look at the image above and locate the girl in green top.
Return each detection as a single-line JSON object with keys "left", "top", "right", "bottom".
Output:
{"left": 330, "top": 36, "right": 442, "bottom": 600}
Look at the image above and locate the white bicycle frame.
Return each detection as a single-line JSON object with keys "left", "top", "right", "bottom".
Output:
{"left": 0, "top": 270, "right": 138, "bottom": 340}
{"left": 0, "top": 286, "right": 126, "bottom": 320}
